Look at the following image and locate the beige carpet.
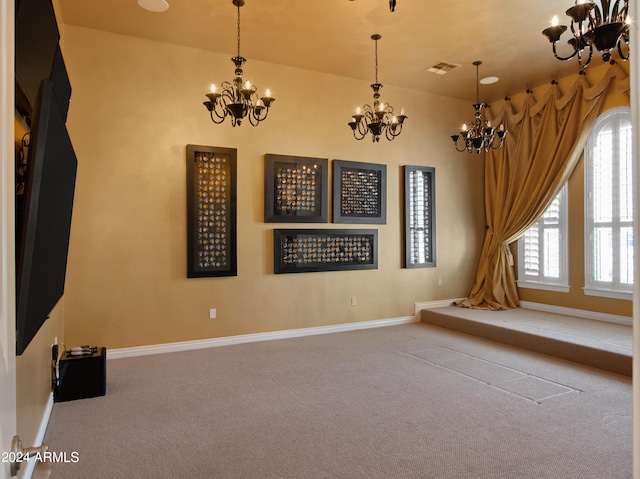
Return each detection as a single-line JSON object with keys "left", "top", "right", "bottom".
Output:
{"left": 44, "top": 323, "right": 632, "bottom": 478}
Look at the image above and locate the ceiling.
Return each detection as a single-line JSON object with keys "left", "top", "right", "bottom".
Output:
{"left": 58, "top": 0, "right": 608, "bottom": 103}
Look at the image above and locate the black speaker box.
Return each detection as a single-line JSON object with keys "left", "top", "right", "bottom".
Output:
{"left": 54, "top": 347, "right": 106, "bottom": 402}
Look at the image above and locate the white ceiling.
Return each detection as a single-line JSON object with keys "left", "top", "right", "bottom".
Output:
{"left": 58, "top": 0, "right": 617, "bottom": 103}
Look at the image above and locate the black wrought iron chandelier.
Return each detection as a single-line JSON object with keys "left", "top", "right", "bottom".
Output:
{"left": 203, "top": 0, "right": 274, "bottom": 127}
{"left": 451, "top": 61, "right": 507, "bottom": 154}
{"left": 348, "top": 34, "right": 407, "bottom": 142}
{"left": 542, "top": 0, "right": 630, "bottom": 68}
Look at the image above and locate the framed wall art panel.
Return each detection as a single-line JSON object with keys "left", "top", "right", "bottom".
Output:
{"left": 403, "top": 165, "right": 436, "bottom": 268}
{"left": 332, "top": 160, "right": 386, "bottom": 224}
{"left": 186, "top": 144, "right": 237, "bottom": 278}
{"left": 265, "top": 154, "right": 328, "bottom": 223}
{"left": 274, "top": 229, "right": 378, "bottom": 274}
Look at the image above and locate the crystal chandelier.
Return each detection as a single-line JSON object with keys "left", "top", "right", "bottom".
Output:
{"left": 203, "top": 0, "right": 274, "bottom": 127}
{"left": 348, "top": 34, "right": 407, "bottom": 142}
{"left": 542, "top": 0, "right": 630, "bottom": 68}
{"left": 451, "top": 61, "right": 507, "bottom": 154}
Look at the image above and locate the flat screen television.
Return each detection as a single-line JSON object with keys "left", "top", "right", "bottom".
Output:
{"left": 15, "top": 0, "right": 60, "bottom": 119}
{"left": 16, "top": 80, "right": 77, "bottom": 355}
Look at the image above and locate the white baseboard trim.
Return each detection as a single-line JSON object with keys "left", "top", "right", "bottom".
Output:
{"left": 107, "top": 316, "right": 417, "bottom": 360}
{"left": 520, "top": 301, "right": 632, "bottom": 326}
{"left": 22, "top": 392, "right": 54, "bottom": 479}
{"left": 414, "top": 298, "right": 465, "bottom": 319}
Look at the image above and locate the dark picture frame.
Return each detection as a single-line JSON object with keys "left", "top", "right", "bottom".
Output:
{"left": 332, "top": 160, "right": 386, "bottom": 224}
{"left": 264, "top": 154, "right": 328, "bottom": 223}
{"left": 403, "top": 165, "right": 436, "bottom": 268}
{"left": 186, "top": 144, "right": 237, "bottom": 278}
{"left": 274, "top": 229, "right": 378, "bottom": 274}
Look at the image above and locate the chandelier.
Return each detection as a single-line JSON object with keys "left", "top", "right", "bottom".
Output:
{"left": 348, "top": 34, "right": 407, "bottom": 142}
{"left": 203, "top": 0, "right": 274, "bottom": 127}
{"left": 542, "top": 0, "right": 630, "bottom": 67}
{"left": 451, "top": 61, "right": 507, "bottom": 154}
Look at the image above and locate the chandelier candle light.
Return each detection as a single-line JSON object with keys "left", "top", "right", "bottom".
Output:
{"left": 203, "top": 0, "right": 274, "bottom": 127}
{"left": 542, "top": 0, "right": 630, "bottom": 68}
{"left": 348, "top": 34, "right": 407, "bottom": 142}
{"left": 451, "top": 61, "right": 507, "bottom": 154}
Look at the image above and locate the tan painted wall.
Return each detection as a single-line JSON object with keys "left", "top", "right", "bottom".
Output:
{"left": 61, "top": 25, "right": 486, "bottom": 349}
{"left": 508, "top": 62, "right": 632, "bottom": 317}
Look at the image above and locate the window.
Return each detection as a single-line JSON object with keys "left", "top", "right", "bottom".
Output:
{"left": 517, "top": 184, "right": 569, "bottom": 291}
{"left": 403, "top": 166, "right": 435, "bottom": 268}
{"left": 584, "top": 107, "right": 633, "bottom": 299}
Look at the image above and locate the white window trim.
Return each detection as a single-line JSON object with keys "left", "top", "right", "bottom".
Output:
{"left": 517, "top": 184, "right": 569, "bottom": 292}
{"left": 584, "top": 107, "right": 633, "bottom": 300}
{"left": 516, "top": 281, "right": 570, "bottom": 293}
{"left": 582, "top": 287, "right": 632, "bottom": 301}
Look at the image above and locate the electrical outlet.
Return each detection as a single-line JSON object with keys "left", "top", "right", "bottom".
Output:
{"left": 351, "top": 297, "right": 357, "bottom": 306}
{"left": 437, "top": 277, "right": 442, "bottom": 286}
{"left": 209, "top": 308, "right": 217, "bottom": 319}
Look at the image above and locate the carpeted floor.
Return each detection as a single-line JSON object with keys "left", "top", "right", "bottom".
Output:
{"left": 44, "top": 322, "right": 632, "bottom": 478}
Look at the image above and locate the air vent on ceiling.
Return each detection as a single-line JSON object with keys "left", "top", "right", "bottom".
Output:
{"left": 427, "top": 62, "right": 459, "bottom": 75}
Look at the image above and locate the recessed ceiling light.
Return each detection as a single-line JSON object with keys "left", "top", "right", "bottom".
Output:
{"left": 137, "top": 0, "right": 169, "bottom": 13}
{"left": 480, "top": 76, "right": 499, "bottom": 85}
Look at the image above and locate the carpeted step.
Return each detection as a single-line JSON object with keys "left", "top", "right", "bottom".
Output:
{"left": 421, "top": 307, "right": 632, "bottom": 376}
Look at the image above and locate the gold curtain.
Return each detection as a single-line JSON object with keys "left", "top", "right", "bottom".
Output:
{"left": 459, "top": 64, "right": 630, "bottom": 311}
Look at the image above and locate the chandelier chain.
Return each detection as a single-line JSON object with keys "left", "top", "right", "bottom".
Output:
{"left": 374, "top": 38, "right": 378, "bottom": 84}
{"left": 236, "top": 3, "right": 241, "bottom": 58}
{"left": 475, "top": 64, "right": 479, "bottom": 104}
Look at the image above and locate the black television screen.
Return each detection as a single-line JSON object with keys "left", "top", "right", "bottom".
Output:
{"left": 15, "top": 0, "right": 60, "bottom": 118}
{"left": 16, "top": 79, "right": 77, "bottom": 355}
{"left": 50, "top": 46, "right": 72, "bottom": 121}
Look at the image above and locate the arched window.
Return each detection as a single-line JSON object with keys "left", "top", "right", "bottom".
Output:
{"left": 584, "top": 107, "right": 633, "bottom": 299}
